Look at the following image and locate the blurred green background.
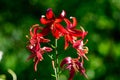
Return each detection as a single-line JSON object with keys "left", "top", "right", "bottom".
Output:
{"left": 0, "top": 0, "right": 120, "bottom": 80}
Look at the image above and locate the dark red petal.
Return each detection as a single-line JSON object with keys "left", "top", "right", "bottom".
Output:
{"left": 68, "top": 69, "right": 75, "bottom": 80}
{"left": 51, "top": 28, "right": 60, "bottom": 39}
{"left": 40, "top": 17, "right": 52, "bottom": 24}
{"left": 41, "top": 26, "right": 51, "bottom": 36}
{"left": 46, "top": 8, "right": 55, "bottom": 19}
{"left": 60, "top": 57, "right": 72, "bottom": 68}
{"left": 55, "top": 23, "right": 68, "bottom": 34}
{"left": 77, "top": 62, "right": 88, "bottom": 78}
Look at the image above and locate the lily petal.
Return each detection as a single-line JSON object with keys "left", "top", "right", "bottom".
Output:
{"left": 55, "top": 23, "right": 68, "bottom": 34}
{"left": 64, "top": 35, "right": 73, "bottom": 49}
{"left": 64, "top": 35, "right": 69, "bottom": 50}
{"left": 34, "top": 58, "right": 39, "bottom": 71}
{"left": 40, "top": 16, "right": 52, "bottom": 24}
{"left": 69, "top": 69, "right": 75, "bottom": 80}
{"left": 70, "top": 17, "right": 77, "bottom": 28}
{"left": 60, "top": 57, "right": 72, "bottom": 68}
{"left": 41, "top": 25, "right": 51, "bottom": 36}
{"left": 64, "top": 18, "right": 72, "bottom": 29}
{"left": 51, "top": 27, "right": 60, "bottom": 39}
{"left": 69, "top": 29, "right": 85, "bottom": 37}
{"left": 55, "top": 10, "right": 66, "bottom": 23}
{"left": 46, "top": 8, "right": 55, "bottom": 19}
{"left": 42, "top": 47, "right": 53, "bottom": 52}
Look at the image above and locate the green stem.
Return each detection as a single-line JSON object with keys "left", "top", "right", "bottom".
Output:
{"left": 53, "top": 39, "right": 59, "bottom": 80}
{"left": 55, "top": 39, "right": 59, "bottom": 80}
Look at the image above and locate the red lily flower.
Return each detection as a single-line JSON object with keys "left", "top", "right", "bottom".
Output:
{"left": 27, "top": 44, "right": 52, "bottom": 71}
{"left": 60, "top": 57, "right": 88, "bottom": 80}
{"left": 73, "top": 39, "right": 88, "bottom": 60}
{"left": 64, "top": 17, "right": 88, "bottom": 49}
{"left": 26, "top": 24, "right": 52, "bottom": 71}
{"left": 29, "top": 24, "right": 50, "bottom": 44}
{"left": 40, "top": 8, "right": 67, "bottom": 39}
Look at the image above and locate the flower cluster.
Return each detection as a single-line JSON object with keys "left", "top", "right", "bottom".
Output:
{"left": 26, "top": 24, "right": 52, "bottom": 71}
{"left": 26, "top": 8, "right": 88, "bottom": 80}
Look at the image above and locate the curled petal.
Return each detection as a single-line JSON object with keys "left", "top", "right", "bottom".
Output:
{"left": 64, "top": 18, "right": 72, "bottom": 29}
{"left": 70, "top": 17, "right": 77, "bottom": 28}
{"left": 80, "top": 26, "right": 88, "bottom": 39}
{"left": 33, "top": 27, "right": 43, "bottom": 35}
{"left": 46, "top": 8, "right": 55, "bottom": 19}
{"left": 40, "top": 16, "right": 52, "bottom": 24}
{"left": 64, "top": 17, "right": 77, "bottom": 29}
{"left": 34, "top": 58, "right": 39, "bottom": 71}
{"left": 60, "top": 57, "right": 72, "bottom": 68}
{"left": 42, "top": 47, "right": 52, "bottom": 52}
{"left": 39, "top": 37, "right": 50, "bottom": 43}
{"left": 30, "top": 24, "right": 42, "bottom": 37}
{"left": 29, "top": 25, "right": 43, "bottom": 41}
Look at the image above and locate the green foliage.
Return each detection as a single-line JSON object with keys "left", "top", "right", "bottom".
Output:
{"left": 0, "top": 0, "right": 120, "bottom": 80}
